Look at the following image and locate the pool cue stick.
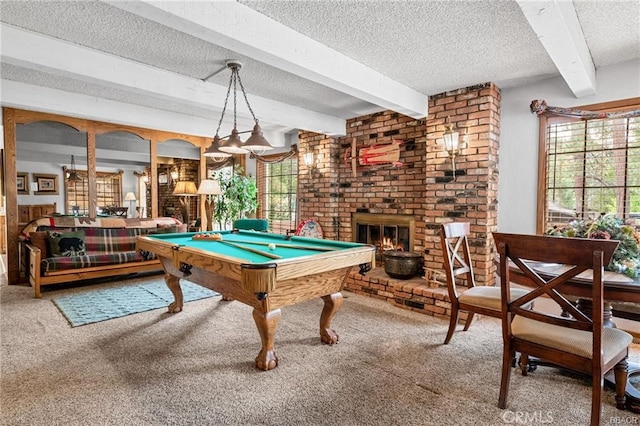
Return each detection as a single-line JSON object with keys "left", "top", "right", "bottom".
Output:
{"left": 218, "top": 240, "right": 283, "bottom": 260}
{"left": 224, "top": 239, "right": 336, "bottom": 252}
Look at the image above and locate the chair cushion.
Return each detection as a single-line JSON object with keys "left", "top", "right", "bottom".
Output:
{"left": 459, "top": 286, "right": 530, "bottom": 311}
{"left": 511, "top": 316, "right": 633, "bottom": 364}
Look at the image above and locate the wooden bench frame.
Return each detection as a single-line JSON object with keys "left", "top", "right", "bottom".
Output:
{"left": 27, "top": 244, "right": 162, "bottom": 298}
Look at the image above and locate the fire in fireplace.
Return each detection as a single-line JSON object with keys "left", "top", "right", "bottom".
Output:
{"left": 352, "top": 213, "right": 415, "bottom": 260}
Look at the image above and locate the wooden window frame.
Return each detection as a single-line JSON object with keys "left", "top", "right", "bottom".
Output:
{"left": 536, "top": 97, "right": 640, "bottom": 233}
{"left": 256, "top": 155, "right": 299, "bottom": 235}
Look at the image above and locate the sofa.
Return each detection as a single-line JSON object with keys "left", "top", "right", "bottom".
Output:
{"left": 20, "top": 216, "right": 185, "bottom": 298}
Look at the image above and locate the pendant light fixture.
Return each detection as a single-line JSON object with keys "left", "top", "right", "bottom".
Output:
{"left": 204, "top": 60, "right": 273, "bottom": 160}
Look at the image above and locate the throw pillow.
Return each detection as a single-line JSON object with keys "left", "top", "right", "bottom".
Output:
{"left": 48, "top": 230, "right": 86, "bottom": 257}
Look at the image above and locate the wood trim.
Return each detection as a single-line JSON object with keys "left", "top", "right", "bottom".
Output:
{"left": 10, "top": 108, "right": 209, "bottom": 144}
{"left": 536, "top": 114, "right": 548, "bottom": 234}
{"left": 87, "top": 130, "right": 96, "bottom": 218}
{"left": 3, "top": 107, "right": 214, "bottom": 285}
{"left": 3, "top": 108, "right": 20, "bottom": 285}
{"left": 577, "top": 97, "right": 640, "bottom": 112}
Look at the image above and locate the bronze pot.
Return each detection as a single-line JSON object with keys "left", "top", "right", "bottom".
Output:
{"left": 383, "top": 251, "right": 422, "bottom": 279}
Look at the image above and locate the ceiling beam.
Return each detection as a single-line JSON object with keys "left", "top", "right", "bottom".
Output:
{"left": 516, "top": 0, "right": 596, "bottom": 97}
{"left": 0, "top": 24, "right": 346, "bottom": 136}
{"left": 105, "top": 0, "right": 428, "bottom": 118}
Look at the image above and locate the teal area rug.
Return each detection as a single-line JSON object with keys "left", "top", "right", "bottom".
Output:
{"left": 52, "top": 280, "right": 219, "bottom": 327}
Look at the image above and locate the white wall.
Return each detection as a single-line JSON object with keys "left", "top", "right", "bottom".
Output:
{"left": 498, "top": 59, "right": 640, "bottom": 233}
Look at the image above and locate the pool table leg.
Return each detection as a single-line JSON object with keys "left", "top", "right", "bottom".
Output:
{"left": 164, "top": 273, "right": 184, "bottom": 313}
{"left": 320, "top": 292, "right": 343, "bottom": 345}
{"left": 252, "top": 308, "right": 281, "bottom": 371}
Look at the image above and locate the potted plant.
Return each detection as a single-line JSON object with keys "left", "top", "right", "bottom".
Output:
{"left": 547, "top": 214, "right": 640, "bottom": 278}
{"left": 211, "top": 166, "right": 258, "bottom": 229}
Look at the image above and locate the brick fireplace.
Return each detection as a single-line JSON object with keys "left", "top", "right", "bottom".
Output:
{"left": 296, "top": 83, "right": 500, "bottom": 319}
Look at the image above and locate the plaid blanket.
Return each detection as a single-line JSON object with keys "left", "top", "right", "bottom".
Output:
{"left": 83, "top": 228, "right": 145, "bottom": 254}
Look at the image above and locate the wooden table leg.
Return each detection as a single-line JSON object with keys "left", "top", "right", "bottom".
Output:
{"left": 252, "top": 308, "right": 281, "bottom": 371}
{"left": 606, "top": 361, "right": 640, "bottom": 414}
{"left": 164, "top": 273, "right": 183, "bottom": 313}
{"left": 319, "top": 292, "right": 343, "bottom": 345}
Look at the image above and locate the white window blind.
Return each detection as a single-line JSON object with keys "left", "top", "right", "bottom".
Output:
{"left": 545, "top": 115, "right": 640, "bottom": 228}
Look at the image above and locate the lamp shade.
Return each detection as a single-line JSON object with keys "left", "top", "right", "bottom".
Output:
{"left": 197, "top": 179, "right": 222, "bottom": 195}
{"left": 172, "top": 181, "right": 198, "bottom": 196}
{"left": 124, "top": 192, "right": 136, "bottom": 201}
{"left": 219, "top": 127, "right": 249, "bottom": 154}
{"left": 204, "top": 134, "right": 232, "bottom": 161}
{"left": 243, "top": 123, "right": 273, "bottom": 155}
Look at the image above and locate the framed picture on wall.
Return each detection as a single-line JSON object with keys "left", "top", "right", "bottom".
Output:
{"left": 17, "top": 172, "right": 29, "bottom": 195}
{"left": 33, "top": 173, "right": 59, "bottom": 195}
{"left": 158, "top": 173, "right": 168, "bottom": 185}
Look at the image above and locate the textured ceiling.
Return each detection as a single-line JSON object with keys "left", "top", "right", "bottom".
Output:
{"left": 1, "top": 0, "right": 639, "bottom": 144}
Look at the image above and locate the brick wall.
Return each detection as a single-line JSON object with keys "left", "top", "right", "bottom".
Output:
{"left": 298, "top": 82, "right": 500, "bottom": 291}
{"left": 299, "top": 111, "right": 427, "bottom": 253}
{"left": 424, "top": 83, "right": 501, "bottom": 286}
{"left": 157, "top": 158, "right": 199, "bottom": 223}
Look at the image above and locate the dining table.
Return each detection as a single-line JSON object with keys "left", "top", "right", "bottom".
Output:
{"left": 500, "top": 259, "right": 640, "bottom": 413}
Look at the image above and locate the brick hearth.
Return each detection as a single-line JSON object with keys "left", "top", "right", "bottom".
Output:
{"left": 345, "top": 266, "right": 469, "bottom": 323}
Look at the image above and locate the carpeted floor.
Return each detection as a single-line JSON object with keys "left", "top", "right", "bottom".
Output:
{"left": 1, "top": 273, "right": 639, "bottom": 425}
{"left": 52, "top": 279, "right": 218, "bottom": 326}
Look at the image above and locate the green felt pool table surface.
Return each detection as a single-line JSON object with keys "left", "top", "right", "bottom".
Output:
{"left": 145, "top": 230, "right": 361, "bottom": 263}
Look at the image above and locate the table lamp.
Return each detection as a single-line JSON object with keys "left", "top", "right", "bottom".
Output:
{"left": 197, "top": 179, "right": 222, "bottom": 231}
{"left": 124, "top": 192, "right": 136, "bottom": 218}
{"left": 173, "top": 181, "right": 198, "bottom": 226}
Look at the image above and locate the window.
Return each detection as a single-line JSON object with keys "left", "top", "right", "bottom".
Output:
{"left": 540, "top": 99, "right": 640, "bottom": 232}
{"left": 65, "top": 170, "right": 123, "bottom": 215}
{"left": 257, "top": 156, "right": 298, "bottom": 234}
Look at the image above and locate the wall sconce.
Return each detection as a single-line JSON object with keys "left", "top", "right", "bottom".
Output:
{"left": 170, "top": 168, "right": 179, "bottom": 182}
{"left": 443, "top": 117, "right": 462, "bottom": 177}
{"left": 303, "top": 149, "right": 317, "bottom": 176}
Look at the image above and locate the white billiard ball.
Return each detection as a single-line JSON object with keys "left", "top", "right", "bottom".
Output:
{"left": 268, "top": 243, "right": 276, "bottom": 250}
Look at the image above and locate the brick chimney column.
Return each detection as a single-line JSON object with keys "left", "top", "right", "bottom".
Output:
{"left": 424, "top": 83, "right": 501, "bottom": 286}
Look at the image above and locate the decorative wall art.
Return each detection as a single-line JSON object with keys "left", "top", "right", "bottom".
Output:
{"left": 17, "top": 172, "right": 29, "bottom": 195}
{"left": 33, "top": 173, "right": 59, "bottom": 195}
{"left": 158, "top": 173, "right": 168, "bottom": 185}
{"left": 344, "top": 138, "right": 404, "bottom": 177}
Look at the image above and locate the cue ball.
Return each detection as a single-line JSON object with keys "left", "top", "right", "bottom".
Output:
{"left": 268, "top": 243, "right": 276, "bottom": 250}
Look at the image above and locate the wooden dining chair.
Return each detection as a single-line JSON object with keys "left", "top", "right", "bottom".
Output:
{"left": 493, "top": 232, "right": 632, "bottom": 426}
{"left": 440, "top": 222, "right": 530, "bottom": 344}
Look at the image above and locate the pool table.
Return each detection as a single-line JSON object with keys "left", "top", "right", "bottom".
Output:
{"left": 136, "top": 230, "right": 376, "bottom": 370}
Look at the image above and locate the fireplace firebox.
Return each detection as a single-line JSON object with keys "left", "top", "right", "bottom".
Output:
{"left": 352, "top": 213, "right": 415, "bottom": 261}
